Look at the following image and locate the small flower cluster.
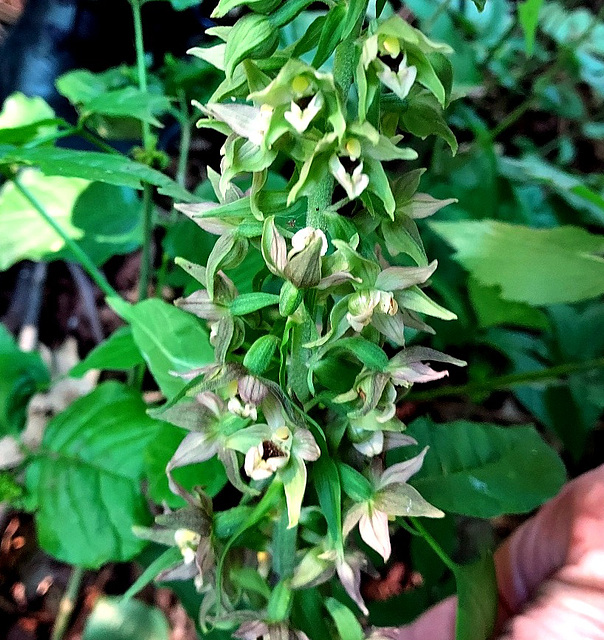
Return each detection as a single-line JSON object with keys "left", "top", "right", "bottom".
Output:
{"left": 148, "top": 2, "right": 459, "bottom": 637}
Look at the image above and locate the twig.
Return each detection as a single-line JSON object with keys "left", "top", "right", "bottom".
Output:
{"left": 51, "top": 566, "right": 85, "bottom": 640}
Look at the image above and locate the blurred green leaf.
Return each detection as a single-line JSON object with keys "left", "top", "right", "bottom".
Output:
{"left": 325, "top": 597, "right": 364, "bottom": 640}
{"left": 0, "top": 145, "right": 195, "bottom": 201}
{"left": 26, "top": 382, "right": 158, "bottom": 567}
{"left": 83, "top": 597, "right": 169, "bottom": 640}
{"left": 389, "top": 417, "right": 566, "bottom": 517}
{"left": 0, "top": 324, "right": 48, "bottom": 436}
{"left": 70, "top": 327, "right": 144, "bottom": 377}
{"left": 431, "top": 219, "right": 604, "bottom": 305}
{"left": 454, "top": 554, "right": 497, "bottom": 640}
{"left": 518, "top": 0, "right": 543, "bottom": 56}
{"left": 468, "top": 278, "right": 548, "bottom": 329}
{"left": 0, "top": 171, "right": 141, "bottom": 269}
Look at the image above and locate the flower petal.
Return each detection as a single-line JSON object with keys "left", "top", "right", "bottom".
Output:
{"left": 375, "top": 482, "right": 444, "bottom": 518}
{"left": 282, "top": 455, "right": 308, "bottom": 528}
{"left": 359, "top": 509, "right": 391, "bottom": 562}
{"left": 379, "top": 447, "right": 428, "bottom": 487}
{"left": 336, "top": 556, "right": 369, "bottom": 615}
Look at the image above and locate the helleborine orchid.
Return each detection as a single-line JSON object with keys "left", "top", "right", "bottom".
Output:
{"left": 133, "top": 490, "right": 214, "bottom": 589}
{"left": 225, "top": 396, "right": 320, "bottom": 528}
{"left": 291, "top": 545, "right": 370, "bottom": 615}
{"left": 343, "top": 448, "right": 443, "bottom": 562}
{"left": 234, "top": 621, "right": 309, "bottom": 640}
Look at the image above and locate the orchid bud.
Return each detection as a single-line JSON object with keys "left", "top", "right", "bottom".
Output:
{"left": 279, "top": 280, "right": 303, "bottom": 316}
{"left": 238, "top": 375, "right": 270, "bottom": 404}
{"left": 284, "top": 228, "right": 327, "bottom": 289}
{"left": 243, "top": 335, "right": 279, "bottom": 375}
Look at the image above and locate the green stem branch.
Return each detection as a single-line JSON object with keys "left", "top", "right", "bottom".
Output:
{"left": 407, "top": 357, "right": 604, "bottom": 402}
{"left": 13, "top": 177, "right": 118, "bottom": 299}
{"left": 130, "top": 0, "right": 154, "bottom": 302}
{"left": 410, "top": 517, "right": 456, "bottom": 573}
{"left": 51, "top": 566, "right": 85, "bottom": 640}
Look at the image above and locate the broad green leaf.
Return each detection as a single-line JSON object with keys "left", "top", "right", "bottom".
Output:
{"left": 0, "top": 92, "right": 54, "bottom": 128}
{"left": 454, "top": 554, "right": 497, "bottom": 640}
{"left": 0, "top": 145, "right": 194, "bottom": 201}
{"left": 70, "top": 327, "right": 144, "bottom": 377}
{"left": 145, "top": 422, "right": 227, "bottom": 508}
{"left": 83, "top": 597, "right": 169, "bottom": 640}
{"left": 83, "top": 88, "right": 171, "bottom": 127}
{"left": 431, "top": 220, "right": 604, "bottom": 305}
{"left": 109, "top": 298, "right": 213, "bottom": 399}
{"left": 518, "top": 0, "right": 543, "bottom": 56}
{"left": 0, "top": 171, "right": 141, "bottom": 270}
{"left": 468, "top": 278, "right": 548, "bottom": 330}
{"left": 0, "top": 324, "right": 49, "bottom": 436}
{"left": 25, "top": 382, "right": 158, "bottom": 567}
{"left": 0, "top": 93, "right": 58, "bottom": 145}
{"left": 389, "top": 417, "right": 566, "bottom": 518}
{"left": 325, "top": 597, "right": 364, "bottom": 640}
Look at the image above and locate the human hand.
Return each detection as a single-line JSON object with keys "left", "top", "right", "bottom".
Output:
{"left": 371, "top": 464, "right": 604, "bottom": 640}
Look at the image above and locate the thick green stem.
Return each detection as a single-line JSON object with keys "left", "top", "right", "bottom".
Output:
{"left": 407, "top": 356, "right": 604, "bottom": 402}
{"left": 130, "top": 0, "right": 154, "bottom": 302}
{"left": 13, "top": 177, "right": 118, "bottom": 299}
{"left": 51, "top": 566, "right": 85, "bottom": 640}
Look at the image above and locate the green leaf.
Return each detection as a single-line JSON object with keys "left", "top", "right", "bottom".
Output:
{"left": 109, "top": 298, "right": 214, "bottom": 399}
{"left": 83, "top": 597, "right": 169, "bottom": 640}
{"left": 224, "top": 14, "right": 278, "bottom": 77}
{"left": 230, "top": 292, "right": 280, "bottom": 316}
{"left": 518, "top": 0, "right": 543, "bottom": 56}
{"left": 454, "top": 555, "right": 497, "bottom": 640}
{"left": 70, "top": 327, "right": 144, "bottom": 377}
{"left": 467, "top": 279, "right": 548, "bottom": 330}
{"left": 267, "top": 579, "right": 293, "bottom": 622}
{"left": 145, "top": 422, "right": 227, "bottom": 508}
{"left": 312, "top": 456, "right": 343, "bottom": 550}
{"left": 0, "top": 472, "right": 23, "bottom": 503}
{"left": 25, "top": 382, "right": 159, "bottom": 567}
{"left": 338, "top": 463, "right": 373, "bottom": 502}
{"left": 430, "top": 220, "right": 604, "bottom": 305}
{"left": 389, "top": 417, "right": 566, "bottom": 518}
{"left": 0, "top": 145, "right": 195, "bottom": 201}
{"left": 0, "top": 324, "right": 49, "bottom": 436}
{"left": 122, "top": 547, "right": 183, "bottom": 600}
{"left": 83, "top": 88, "right": 171, "bottom": 127}
{"left": 0, "top": 93, "right": 59, "bottom": 145}
{"left": 312, "top": 4, "right": 346, "bottom": 68}
{"left": 325, "top": 597, "right": 364, "bottom": 640}
{"left": 329, "top": 337, "right": 389, "bottom": 370}
{"left": 396, "top": 91, "right": 457, "bottom": 154}
{"left": 0, "top": 172, "right": 141, "bottom": 269}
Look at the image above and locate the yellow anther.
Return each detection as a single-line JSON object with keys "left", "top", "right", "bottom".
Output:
{"left": 275, "top": 426, "right": 291, "bottom": 441}
{"left": 345, "top": 138, "right": 362, "bottom": 159}
{"left": 291, "top": 75, "right": 310, "bottom": 94}
{"left": 382, "top": 36, "right": 401, "bottom": 58}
